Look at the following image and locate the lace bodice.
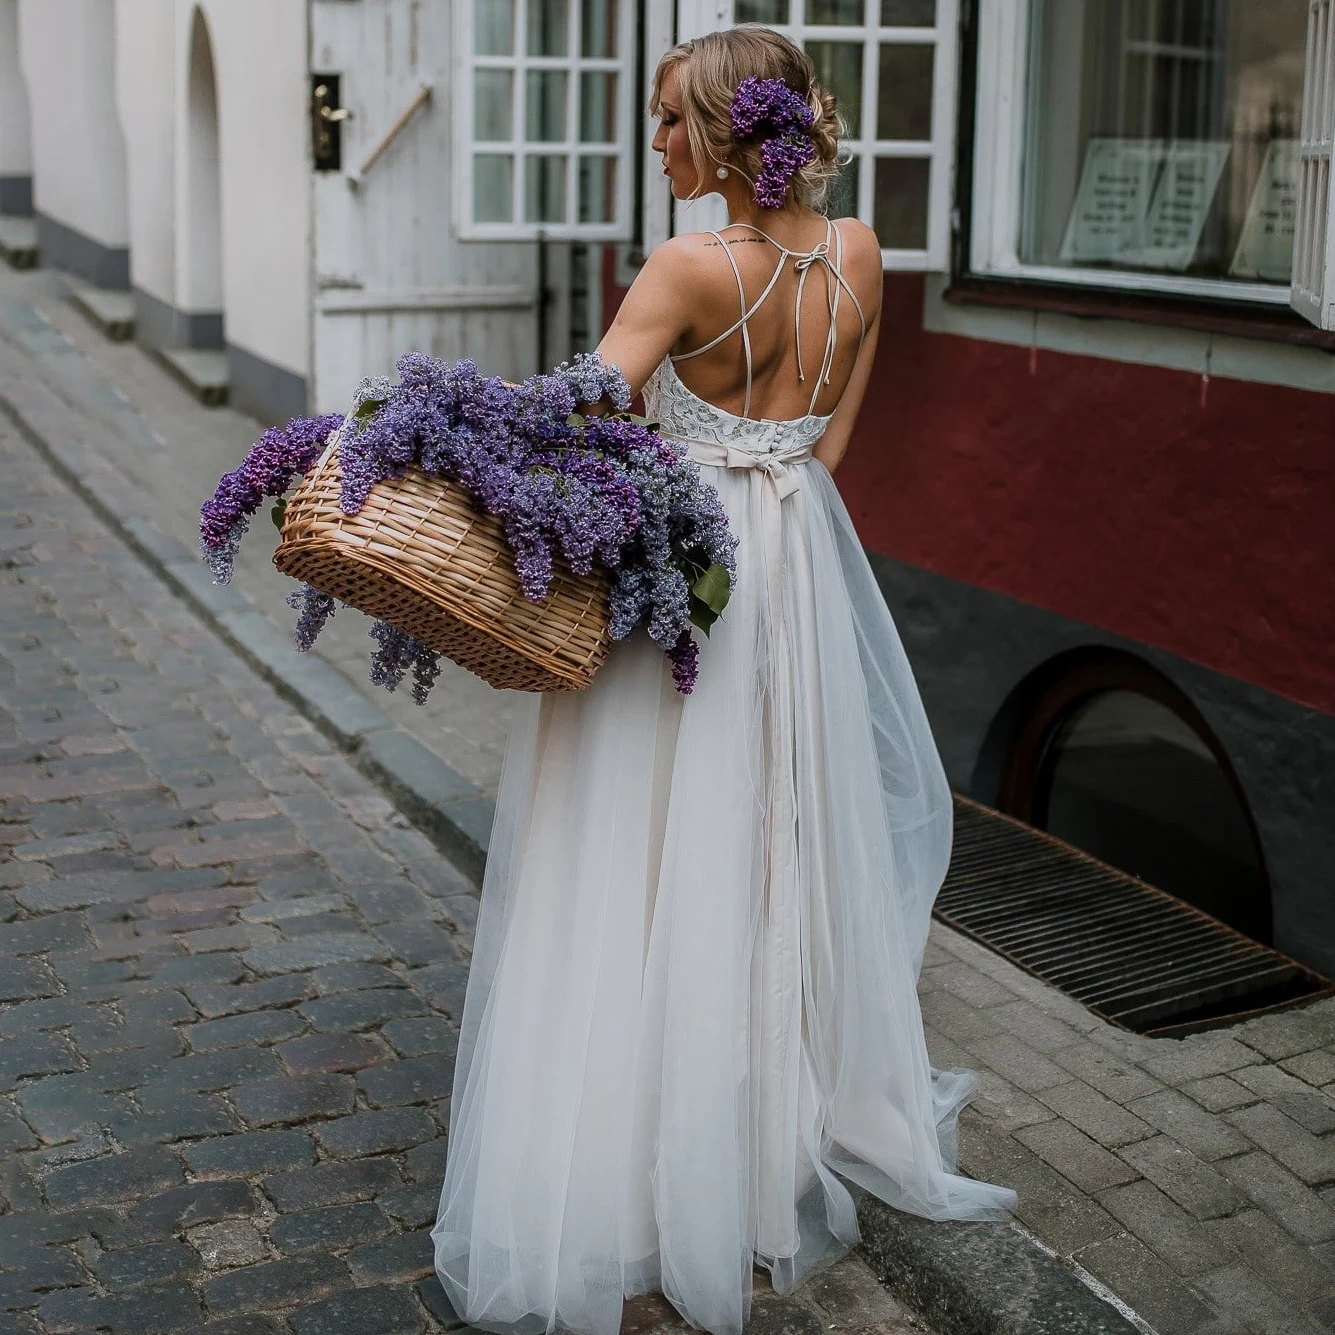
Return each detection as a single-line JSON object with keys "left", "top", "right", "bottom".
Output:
{"left": 643, "top": 357, "right": 831, "bottom": 457}
{"left": 640, "top": 216, "right": 863, "bottom": 458}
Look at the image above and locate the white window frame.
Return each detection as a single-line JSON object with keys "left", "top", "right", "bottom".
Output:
{"left": 1292, "top": 0, "right": 1335, "bottom": 328}
{"left": 453, "top": 0, "right": 636, "bottom": 240}
{"left": 970, "top": 0, "right": 1297, "bottom": 309}
{"left": 645, "top": 0, "right": 959, "bottom": 269}
{"left": 751, "top": 0, "right": 960, "bottom": 270}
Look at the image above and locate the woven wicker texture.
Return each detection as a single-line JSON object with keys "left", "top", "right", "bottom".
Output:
{"left": 273, "top": 448, "right": 611, "bottom": 693}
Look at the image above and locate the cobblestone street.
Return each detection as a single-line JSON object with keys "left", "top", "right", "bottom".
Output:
{"left": 0, "top": 395, "right": 929, "bottom": 1334}
{"left": 4, "top": 273, "right": 1335, "bottom": 1335}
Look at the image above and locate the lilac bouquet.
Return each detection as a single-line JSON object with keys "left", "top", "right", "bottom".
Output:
{"left": 199, "top": 351, "right": 738, "bottom": 697}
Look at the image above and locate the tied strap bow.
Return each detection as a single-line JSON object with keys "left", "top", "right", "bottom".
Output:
{"left": 683, "top": 439, "right": 812, "bottom": 504}
{"left": 790, "top": 239, "right": 840, "bottom": 388}
{"left": 683, "top": 437, "right": 813, "bottom": 610}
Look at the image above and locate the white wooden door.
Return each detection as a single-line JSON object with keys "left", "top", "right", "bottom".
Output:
{"left": 310, "top": 0, "right": 554, "bottom": 413}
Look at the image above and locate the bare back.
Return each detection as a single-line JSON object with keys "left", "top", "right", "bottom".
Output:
{"left": 669, "top": 216, "right": 877, "bottom": 422}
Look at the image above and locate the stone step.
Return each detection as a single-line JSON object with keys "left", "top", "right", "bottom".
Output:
{"left": 68, "top": 282, "right": 136, "bottom": 342}
{"left": 0, "top": 215, "right": 39, "bottom": 270}
{"left": 158, "top": 347, "right": 230, "bottom": 407}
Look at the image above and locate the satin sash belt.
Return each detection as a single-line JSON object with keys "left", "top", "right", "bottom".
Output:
{"left": 682, "top": 438, "right": 813, "bottom": 608}
{"left": 682, "top": 437, "right": 812, "bottom": 927}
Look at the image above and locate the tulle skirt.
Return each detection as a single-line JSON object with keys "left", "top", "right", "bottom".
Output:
{"left": 431, "top": 454, "right": 1016, "bottom": 1335}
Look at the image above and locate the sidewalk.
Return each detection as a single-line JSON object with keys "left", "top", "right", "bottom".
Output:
{"left": 3, "top": 266, "right": 1335, "bottom": 1335}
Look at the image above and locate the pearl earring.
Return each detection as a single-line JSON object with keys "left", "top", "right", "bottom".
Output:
{"left": 716, "top": 166, "right": 729, "bottom": 179}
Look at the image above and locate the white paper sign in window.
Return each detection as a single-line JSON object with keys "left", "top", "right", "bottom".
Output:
{"left": 456, "top": 0, "right": 634, "bottom": 240}
{"left": 733, "top": 0, "right": 961, "bottom": 270}
{"left": 1292, "top": 0, "right": 1335, "bottom": 327}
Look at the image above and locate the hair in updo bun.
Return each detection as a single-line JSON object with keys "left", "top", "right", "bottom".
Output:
{"left": 649, "top": 26, "right": 849, "bottom": 212}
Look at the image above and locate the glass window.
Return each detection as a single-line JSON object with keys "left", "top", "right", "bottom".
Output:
{"left": 1034, "top": 689, "right": 1270, "bottom": 942}
{"left": 726, "top": 0, "right": 960, "bottom": 266}
{"left": 459, "top": 0, "right": 630, "bottom": 238}
{"left": 1022, "top": 0, "right": 1308, "bottom": 287}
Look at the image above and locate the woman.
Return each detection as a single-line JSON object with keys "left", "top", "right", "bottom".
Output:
{"left": 432, "top": 26, "right": 1016, "bottom": 1335}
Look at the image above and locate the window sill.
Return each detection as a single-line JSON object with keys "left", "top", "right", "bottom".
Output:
{"left": 943, "top": 274, "right": 1335, "bottom": 352}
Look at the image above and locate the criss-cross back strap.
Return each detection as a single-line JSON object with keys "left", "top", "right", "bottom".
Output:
{"left": 671, "top": 216, "right": 868, "bottom": 419}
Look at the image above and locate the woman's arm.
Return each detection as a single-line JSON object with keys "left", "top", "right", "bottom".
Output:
{"left": 812, "top": 219, "right": 883, "bottom": 474}
{"left": 586, "top": 238, "right": 701, "bottom": 408}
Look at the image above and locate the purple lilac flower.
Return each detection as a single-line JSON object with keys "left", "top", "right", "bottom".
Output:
{"left": 199, "top": 413, "right": 343, "bottom": 583}
{"left": 756, "top": 133, "right": 816, "bottom": 209}
{"left": 286, "top": 584, "right": 337, "bottom": 651}
{"left": 729, "top": 75, "right": 816, "bottom": 210}
{"left": 667, "top": 629, "right": 700, "bottom": 694}
{"left": 367, "top": 621, "right": 441, "bottom": 705}
{"left": 555, "top": 350, "right": 632, "bottom": 412}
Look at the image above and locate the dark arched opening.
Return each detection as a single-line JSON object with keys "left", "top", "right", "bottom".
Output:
{"left": 182, "top": 5, "right": 224, "bottom": 347}
{"left": 995, "top": 649, "right": 1272, "bottom": 943}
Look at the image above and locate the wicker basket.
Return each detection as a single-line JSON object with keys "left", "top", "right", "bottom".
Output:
{"left": 273, "top": 439, "right": 611, "bottom": 692}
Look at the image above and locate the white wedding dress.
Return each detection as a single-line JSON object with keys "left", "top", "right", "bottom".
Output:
{"left": 432, "top": 218, "right": 1016, "bottom": 1335}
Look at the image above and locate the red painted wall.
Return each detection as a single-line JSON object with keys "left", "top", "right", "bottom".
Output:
{"left": 601, "top": 256, "right": 1335, "bottom": 716}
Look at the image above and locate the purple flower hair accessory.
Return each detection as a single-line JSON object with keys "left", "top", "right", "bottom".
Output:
{"left": 729, "top": 75, "right": 816, "bottom": 210}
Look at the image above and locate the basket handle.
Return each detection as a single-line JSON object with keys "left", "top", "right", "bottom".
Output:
{"left": 314, "top": 414, "right": 354, "bottom": 475}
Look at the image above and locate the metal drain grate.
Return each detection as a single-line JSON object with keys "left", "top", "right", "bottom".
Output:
{"left": 934, "top": 797, "right": 1334, "bottom": 1037}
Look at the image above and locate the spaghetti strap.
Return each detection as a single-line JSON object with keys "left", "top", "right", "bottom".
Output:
{"left": 671, "top": 218, "right": 870, "bottom": 420}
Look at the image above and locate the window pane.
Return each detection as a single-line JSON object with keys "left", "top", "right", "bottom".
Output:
{"left": 809, "top": 0, "right": 861, "bottom": 23}
{"left": 526, "top": 70, "right": 568, "bottom": 142}
{"left": 580, "top": 72, "right": 617, "bottom": 143}
{"left": 827, "top": 155, "right": 861, "bottom": 218}
{"left": 880, "top": 0, "right": 935, "bottom": 23}
{"left": 807, "top": 41, "right": 863, "bottom": 138}
{"left": 736, "top": 0, "right": 789, "bottom": 18}
{"left": 1038, "top": 690, "right": 1268, "bottom": 941}
{"left": 525, "top": 155, "right": 568, "bottom": 222}
{"left": 475, "top": 0, "right": 514, "bottom": 54}
{"left": 581, "top": 0, "right": 617, "bottom": 57}
{"left": 527, "top": 0, "right": 568, "bottom": 55}
{"left": 1023, "top": 0, "right": 1307, "bottom": 285}
{"left": 873, "top": 156, "right": 929, "bottom": 246}
{"left": 578, "top": 155, "right": 617, "bottom": 222}
{"left": 474, "top": 69, "right": 514, "bottom": 142}
{"left": 474, "top": 154, "right": 514, "bottom": 221}
{"left": 877, "top": 44, "right": 934, "bottom": 140}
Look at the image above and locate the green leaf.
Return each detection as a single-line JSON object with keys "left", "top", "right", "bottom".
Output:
{"left": 354, "top": 398, "right": 386, "bottom": 422}
{"left": 566, "top": 411, "right": 587, "bottom": 428}
{"left": 270, "top": 497, "right": 288, "bottom": 532}
{"left": 687, "top": 600, "right": 716, "bottom": 637}
{"left": 691, "top": 563, "right": 732, "bottom": 616}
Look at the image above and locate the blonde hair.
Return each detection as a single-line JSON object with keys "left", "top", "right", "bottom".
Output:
{"left": 648, "top": 26, "right": 847, "bottom": 213}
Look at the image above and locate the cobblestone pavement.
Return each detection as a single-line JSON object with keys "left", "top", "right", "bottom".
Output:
{"left": 4, "top": 272, "right": 1335, "bottom": 1335}
{"left": 0, "top": 410, "right": 929, "bottom": 1333}
{"left": 0, "top": 266, "right": 512, "bottom": 797}
{"left": 932, "top": 935, "right": 1335, "bottom": 1335}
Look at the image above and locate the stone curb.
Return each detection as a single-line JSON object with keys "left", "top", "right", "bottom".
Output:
{"left": 0, "top": 303, "right": 1151, "bottom": 1335}
{"left": 856, "top": 1197, "right": 1147, "bottom": 1335}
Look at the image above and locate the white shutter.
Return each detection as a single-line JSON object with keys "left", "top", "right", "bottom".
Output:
{"left": 454, "top": 0, "right": 635, "bottom": 240}
{"left": 1292, "top": 0, "right": 1335, "bottom": 327}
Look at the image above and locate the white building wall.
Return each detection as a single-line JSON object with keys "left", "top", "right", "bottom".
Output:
{"left": 0, "top": 0, "right": 32, "bottom": 210}
{"left": 115, "top": 0, "right": 176, "bottom": 321}
{"left": 18, "top": 0, "right": 131, "bottom": 284}
{"left": 192, "top": 0, "right": 311, "bottom": 408}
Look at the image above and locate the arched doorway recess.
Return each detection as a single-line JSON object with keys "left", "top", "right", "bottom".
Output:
{"left": 180, "top": 5, "right": 223, "bottom": 347}
{"left": 996, "top": 649, "right": 1272, "bottom": 943}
